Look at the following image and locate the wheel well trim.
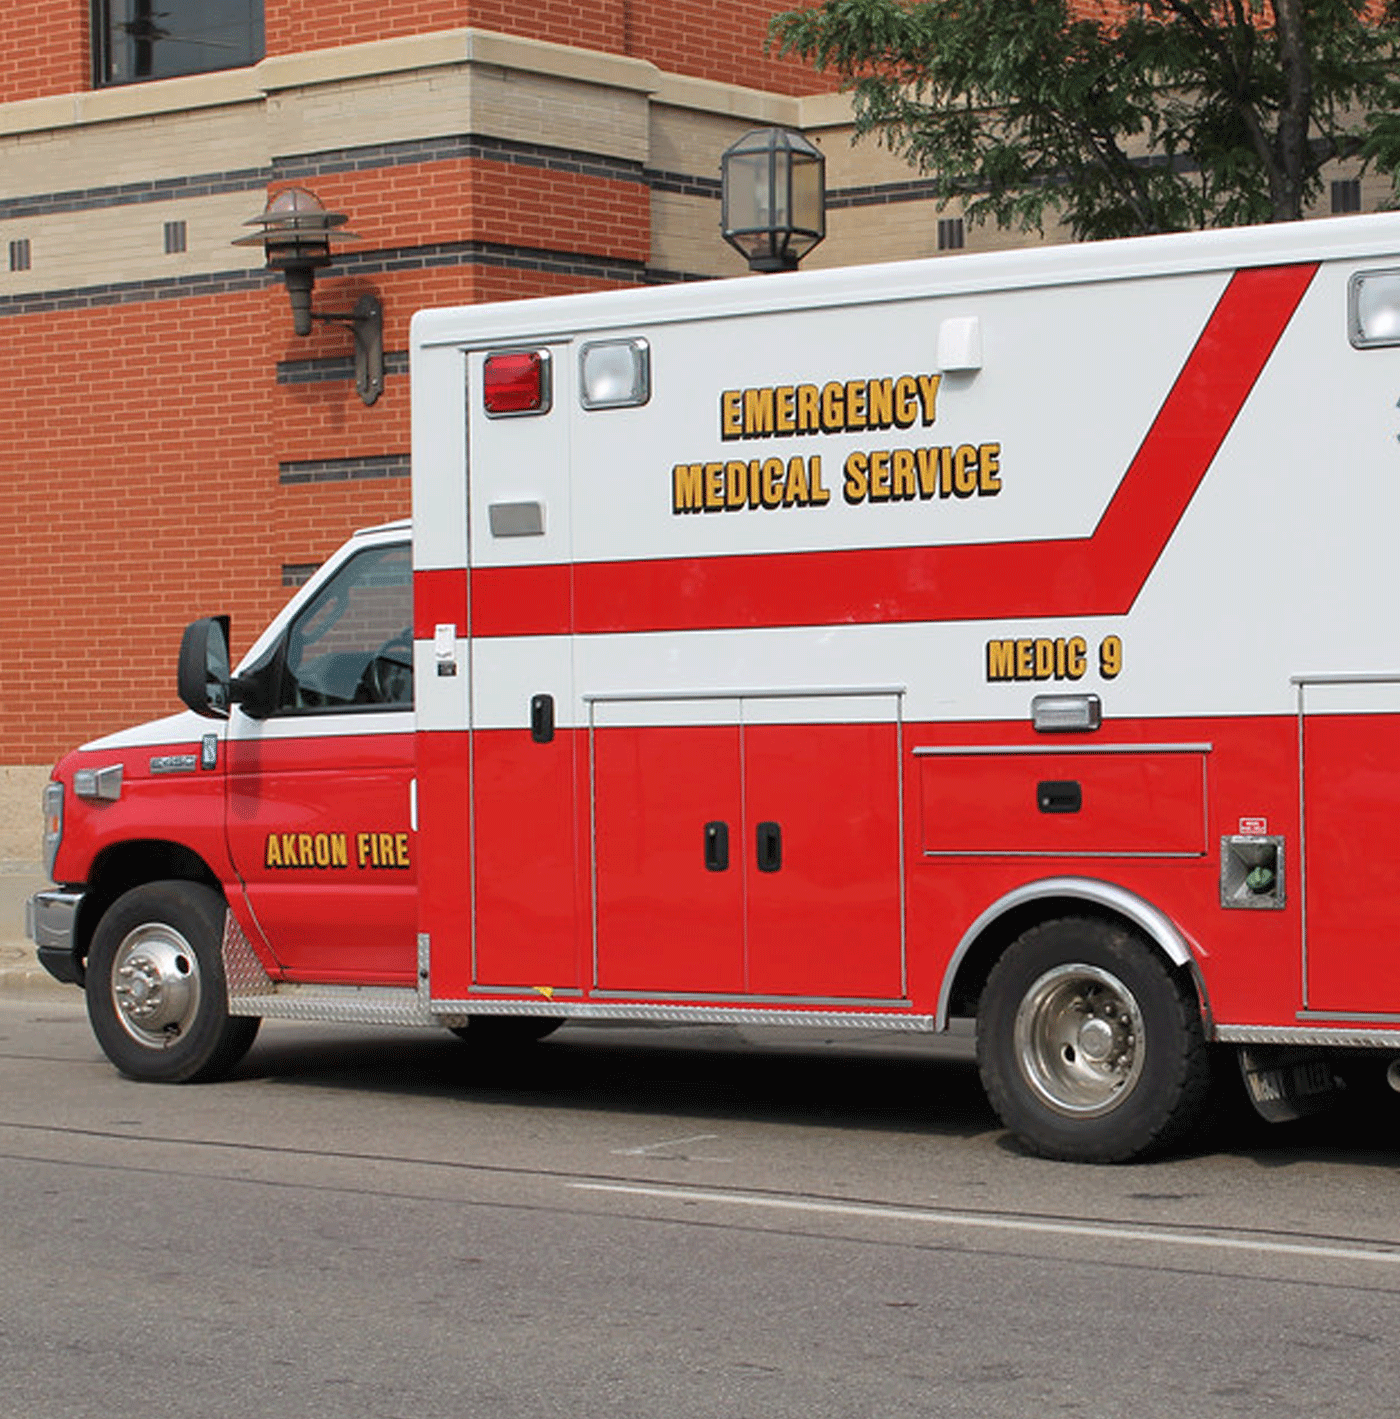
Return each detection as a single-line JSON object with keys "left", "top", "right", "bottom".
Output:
{"left": 73, "top": 840, "right": 224, "bottom": 975}
{"left": 936, "top": 876, "right": 1205, "bottom": 1031}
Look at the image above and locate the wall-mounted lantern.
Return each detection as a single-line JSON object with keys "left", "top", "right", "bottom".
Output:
{"left": 720, "top": 127, "right": 826, "bottom": 273}
{"left": 234, "top": 187, "right": 384, "bottom": 406}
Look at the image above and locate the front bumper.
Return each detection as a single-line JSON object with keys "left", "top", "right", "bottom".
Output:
{"left": 25, "top": 889, "right": 85, "bottom": 985}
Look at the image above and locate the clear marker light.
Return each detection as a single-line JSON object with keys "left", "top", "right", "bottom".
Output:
{"left": 580, "top": 338, "right": 651, "bottom": 409}
{"left": 1349, "top": 270, "right": 1400, "bottom": 347}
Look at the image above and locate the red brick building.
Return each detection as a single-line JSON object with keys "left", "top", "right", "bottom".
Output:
{"left": 0, "top": 3, "right": 1380, "bottom": 858}
{"left": 0, "top": 4, "right": 835, "bottom": 845}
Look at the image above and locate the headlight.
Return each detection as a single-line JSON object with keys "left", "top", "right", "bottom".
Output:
{"left": 41, "top": 781, "right": 63, "bottom": 878}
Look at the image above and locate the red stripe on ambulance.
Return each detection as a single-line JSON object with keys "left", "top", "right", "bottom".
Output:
{"left": 461, "top": 262, "right": 1315, "bottom": 638}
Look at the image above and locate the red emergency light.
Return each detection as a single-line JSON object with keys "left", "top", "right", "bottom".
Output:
{"left": 483, "top": 349, "right": 550, "bottom": 415}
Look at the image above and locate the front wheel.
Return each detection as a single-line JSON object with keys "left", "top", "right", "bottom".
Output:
{"left": 976, "top": 916, "right": 1210, "bottom": 1163}
{"left": 86, "top": 881, "right": 260, "bottom": 1083}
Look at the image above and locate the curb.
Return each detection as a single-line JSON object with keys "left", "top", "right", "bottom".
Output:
{"left": 2, "top": 872, "right": 70, "bottom": 999}
{"left": 0, "top": 943, "right": 70, "bottom": 999}
{"left": 0, "top": 967, "right": 72, "bottom": 999}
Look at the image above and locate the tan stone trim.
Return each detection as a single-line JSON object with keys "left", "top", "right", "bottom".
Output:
{"left": 797, "top": 91, "right": 856, "bottom": 131}
{"left": 650, "top": 73, "right": 850, "bottom": 130}
{"left": 463, "top": 29, "right": 661, "bottom": 94}
{"left": 652, "top": 72, "right": 801, "bottom": 125}
{"left": 0, "top": 765, "right": 50, "bottom": 869}
{"left": 258, "top": 27, "right": 661, "bottom": 97}
{"left": 0, "top": 190, "right": 267, "bottom": 295}
{"left": 0, "top": 67, "right": 262, "bottom": 138}
{"left": 1, "top": 27, "right": 663, "bottom": 141}
{"left": 1, "top": 26, "right": 843, "bottom": 145}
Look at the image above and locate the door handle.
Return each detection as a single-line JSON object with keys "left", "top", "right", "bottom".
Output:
{"left": 1037, "top": 779, "right": 1082, "bottom": 813}
{"left": 530, "top": 693, "right": 554, "bottom": 743}
{"left": 704, "top": 821, "right": 730, "bottom": 872}
{"left": 756, "top": 821, "right": 782, "bottom": 873}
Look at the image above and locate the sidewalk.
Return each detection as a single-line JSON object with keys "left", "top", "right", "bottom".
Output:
{"left": 0, "top": 869, "right": 69, "bottom": 998}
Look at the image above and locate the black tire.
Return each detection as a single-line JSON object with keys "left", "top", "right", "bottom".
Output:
{"left": 85, "top": 881, "right": 260, "bottom": 1083}
{"left": 448, "top": 1016, "right": 563, "bottom": 1048}
{"left": 976, "top": 916, "right": 1210, "bottom": 1163}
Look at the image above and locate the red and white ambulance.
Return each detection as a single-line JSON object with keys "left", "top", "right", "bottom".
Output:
{"left": 29, "top": 211, "right": 1400, "bottom": 1160}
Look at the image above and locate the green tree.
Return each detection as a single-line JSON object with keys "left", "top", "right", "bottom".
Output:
{"left": 768, "top": 0, "right": 1400, "bottom": 239}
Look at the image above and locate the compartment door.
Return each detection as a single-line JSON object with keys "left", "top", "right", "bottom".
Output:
{"left": 466, "top": 344, "right": 582, "bottom": 992}
{"left": 1302, "top": 680, "right": 1400, "bottom": 1013}
{"left": 589, "top": 693, "right": 905, "bottom": 1001}
{"left": 591, "top": 700, "right": 745, "bottom": 995}
{"left": 743, "top": 696, "right": 905, "bottom": 1000}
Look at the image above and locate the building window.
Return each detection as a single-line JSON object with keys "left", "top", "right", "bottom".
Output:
{"left": 93, "top": 2, "right": 264, "bottom": 87}
{"left": 1331, "top": 179, "right": 1362, "bottom": 214}
{"left": 9, "top": 239, "right": 31, "bottom": 272}
{"left": 937, "top": 217, "right": 966, "bottom": 252}
{"left": 164, "top": 221, "right": 187, "bottom": 254}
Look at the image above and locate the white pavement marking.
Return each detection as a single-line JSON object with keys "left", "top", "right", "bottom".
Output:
{"left": 611, "top": 1133, "right": 724, "bottom": 1157}
{"left": 571, "top": 1180, "right": 1400, "bottom": 1267}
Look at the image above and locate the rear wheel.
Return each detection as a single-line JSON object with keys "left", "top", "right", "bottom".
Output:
{"left": 976, "top": 916, "right": 1210, "bottom": 1163}
{"left": 86, "top": 881, "right": 260, "bottom": 1083}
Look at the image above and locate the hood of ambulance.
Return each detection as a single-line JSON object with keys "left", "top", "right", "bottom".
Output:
{"left": 48, "top": 710, "right": 225, "bottom": 886}
{"left": 51, "top": 709, "right": 217, "bottom": 791}
{"left": 76, "top": 710, "right": 213, "bottom": 756}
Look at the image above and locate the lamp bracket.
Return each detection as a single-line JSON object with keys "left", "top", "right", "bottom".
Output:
{"left": 309, "top": 293, "right": 383, "bottom": 406}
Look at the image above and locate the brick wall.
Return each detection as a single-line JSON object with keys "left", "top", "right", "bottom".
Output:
{"left": 266, "top": 1, "right": 824, "bottom": 95}
{"left": 1, "top": 5, "right": 88, "bottom": 103}
{"left": 1, "top": 292, "right": 273, "bottom": 760}
{"left": 263, "top": 1, "right": 625, "bottom": 57}
{"left": 1, "top": 133, "right": 647, "bottom": 762}
{"left": 296, "top": 162, "right": 652, "bottom": 271}
{"left": 1, "top": 3, "right": 1174, "bottom": 109}
{"left": 0, "top": 2, "right": 821, "bottom": 763}
{"left": 625, "top": 0, "right": 828, "bottom": 95}
{"left": 4, "top": 2, "right": 823, "bottom": 104}
{"left": 0, "top": 283, "right": 421, "bottom": 762}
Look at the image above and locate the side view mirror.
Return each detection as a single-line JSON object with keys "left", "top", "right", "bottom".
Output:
{"left": 178, "top": 616, "right": 232, "bottom": 719}
{"left": 177, "top": 618, "right": 280, "bottom": 720}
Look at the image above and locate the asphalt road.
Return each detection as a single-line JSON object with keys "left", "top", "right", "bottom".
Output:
{"left": 4, "top": 997, "right": 1400, "bottom": 1419}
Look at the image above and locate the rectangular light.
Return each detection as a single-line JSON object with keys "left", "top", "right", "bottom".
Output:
{"left": 1349, "top": 270, "right": 1400, "bottom": 348}
{"left": 483, "top": 349, "right": 552, "bottom": 416}
{"left": 1031, "top": 694, "right": 1102, "bottom": 733}
{"left": 580, "top": 338, "right": 650, "bottom": 409}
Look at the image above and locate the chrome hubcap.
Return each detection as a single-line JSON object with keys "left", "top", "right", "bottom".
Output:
{"left": 1013, "top": 963, "right": 1144, "bottom": 1117}
{"left": 110, "top": 924, "right": 202, "bottom": 1048}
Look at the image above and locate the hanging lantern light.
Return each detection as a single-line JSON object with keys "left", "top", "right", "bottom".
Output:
{"left": 720, "top": 127, "right": 826, "bottom": 273}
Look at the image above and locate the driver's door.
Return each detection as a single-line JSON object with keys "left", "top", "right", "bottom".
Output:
{"left": 225, "top": 539, "right": 419, "bottom": 986}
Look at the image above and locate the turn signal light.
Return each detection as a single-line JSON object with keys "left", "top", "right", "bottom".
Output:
{"left": 42, "top": 781, "right": 63, "bottom": 876}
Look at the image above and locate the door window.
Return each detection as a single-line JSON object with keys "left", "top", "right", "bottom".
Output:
{"left": 277, "top": 543, "right": 413, "bottom": 713}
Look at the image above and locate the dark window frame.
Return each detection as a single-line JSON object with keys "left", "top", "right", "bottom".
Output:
{"left": 937, "top": 216, "right": 966, "bottom": 252}
{"left": 1331, "top": 178, "right": 1363, "bottom": 215}
{"left": 91, "top": 1, "right": 265, "bottom": 88}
